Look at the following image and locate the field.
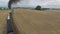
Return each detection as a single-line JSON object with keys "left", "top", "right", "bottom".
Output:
{"left": 12, "top": 9, "right": 60, "bottom": 34}
{"left": 0, "top": 10, "right": 9, "bottom": 34}
{"left": 0, "top": 9, "right": 60, "bottom": 34}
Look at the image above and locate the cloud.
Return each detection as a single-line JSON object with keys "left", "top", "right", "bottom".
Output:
{"left": 16, "top": 0, "right": 60, "bottom": 8}
{"left": 0, "top": 0, "right": 60, "bottom": 8}
{"left": 0, "top": 0, "right": 9, "bottom": 7}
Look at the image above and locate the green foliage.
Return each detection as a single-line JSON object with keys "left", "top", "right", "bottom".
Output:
{"left": 35, "top": 5, "right": 41, "bottom": 10}
{"left": 0, "top": 8, "right": 9, "bottom": 10}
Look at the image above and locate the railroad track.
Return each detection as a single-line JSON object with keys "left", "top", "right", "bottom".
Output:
{"left": 6, "top": 10, "right": 14, "bottom": 34}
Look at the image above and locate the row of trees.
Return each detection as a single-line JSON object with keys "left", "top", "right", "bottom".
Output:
{"left": 0, "top": 8, "right": 9, "bottom": 10}
{"left": 35, "top": 5, "right": 50, "bottom": 10}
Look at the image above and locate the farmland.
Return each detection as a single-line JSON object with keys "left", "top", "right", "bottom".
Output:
{"left": 12, "top": 9, "right": 60, "bottom": 34}
{"left": 0, "top": 9, "right": 60, "bottom": 34}
{"left": 0, "top": 10, "right": 9, "bottom": 34}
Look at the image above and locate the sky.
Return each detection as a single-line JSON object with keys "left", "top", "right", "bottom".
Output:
{"left": 0, "top": 0, "right": 60, "bottom": 8}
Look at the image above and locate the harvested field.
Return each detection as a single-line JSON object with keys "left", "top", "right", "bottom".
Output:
{"left": 13, "top": 9, "right": 60, "bottom": 34}
{"left": 0, "top": 10, "right": 9, "bottom": 34}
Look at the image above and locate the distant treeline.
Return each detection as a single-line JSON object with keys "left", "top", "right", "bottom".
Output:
{"left": 0, "top": 8, "right": 9, "bottom": 10}
{"left": 0, "top": 7, "right": 16, "bottom": 10}
{"left": 35, "top": 5, "right": 60, "bottom": 10}
{"left": 35, "top": 5, "right": 50, "bottom": 10}
{"left": 0, "top": 6, "right": 60, "bottom": 10}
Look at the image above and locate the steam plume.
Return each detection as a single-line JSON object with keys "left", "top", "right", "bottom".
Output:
{"left": 8, "top": 0, "right": 20, "bottom": 9}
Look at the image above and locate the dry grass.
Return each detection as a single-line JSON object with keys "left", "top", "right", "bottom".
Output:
{"left": 0, "top": 10, "right": 9, "bottom": 34}
{"left": 13, "top": 9, "right": 60, "bottom": 34}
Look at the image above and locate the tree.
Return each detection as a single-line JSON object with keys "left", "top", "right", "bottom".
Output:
{"left": 35, "top": 5, "right": 41, "bottom": 10}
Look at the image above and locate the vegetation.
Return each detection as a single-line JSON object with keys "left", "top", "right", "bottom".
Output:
{"left": 0, "top": 8, "right": 9, "bottom": 10}
{"left": 35, "top": 5, "right": 41, "bottom": 10}
{"left": 12, "top": 9, "right": 60, "bottom": 34}
{"left": 41, "top": 8, "right": 50, "bottom": 10}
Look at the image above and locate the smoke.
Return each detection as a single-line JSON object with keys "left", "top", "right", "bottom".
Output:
{"left": 8, "top": 0, "right": 20, "bottom": 9}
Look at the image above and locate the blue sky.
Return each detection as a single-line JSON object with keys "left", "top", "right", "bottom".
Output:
{"left": 0, "top": 0, "right": 60, "bottom": 8}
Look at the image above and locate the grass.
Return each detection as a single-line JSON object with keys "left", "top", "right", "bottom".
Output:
{"left": 0, "top": 10, "right": 9, "bottom": 34}
{"left": 12, "top": 8, "right": 60, "bottom": 34}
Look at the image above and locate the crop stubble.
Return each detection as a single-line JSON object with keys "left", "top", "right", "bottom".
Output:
{"left": 0, "top": 10, "right": 9, "bottom": 34}
{"left": 12, "top": 9, "right": 60, "bottom": 34}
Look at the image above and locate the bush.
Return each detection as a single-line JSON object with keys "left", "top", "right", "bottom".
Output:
{"left": 35, "top": 5, "right": 41, "bottom": 10}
